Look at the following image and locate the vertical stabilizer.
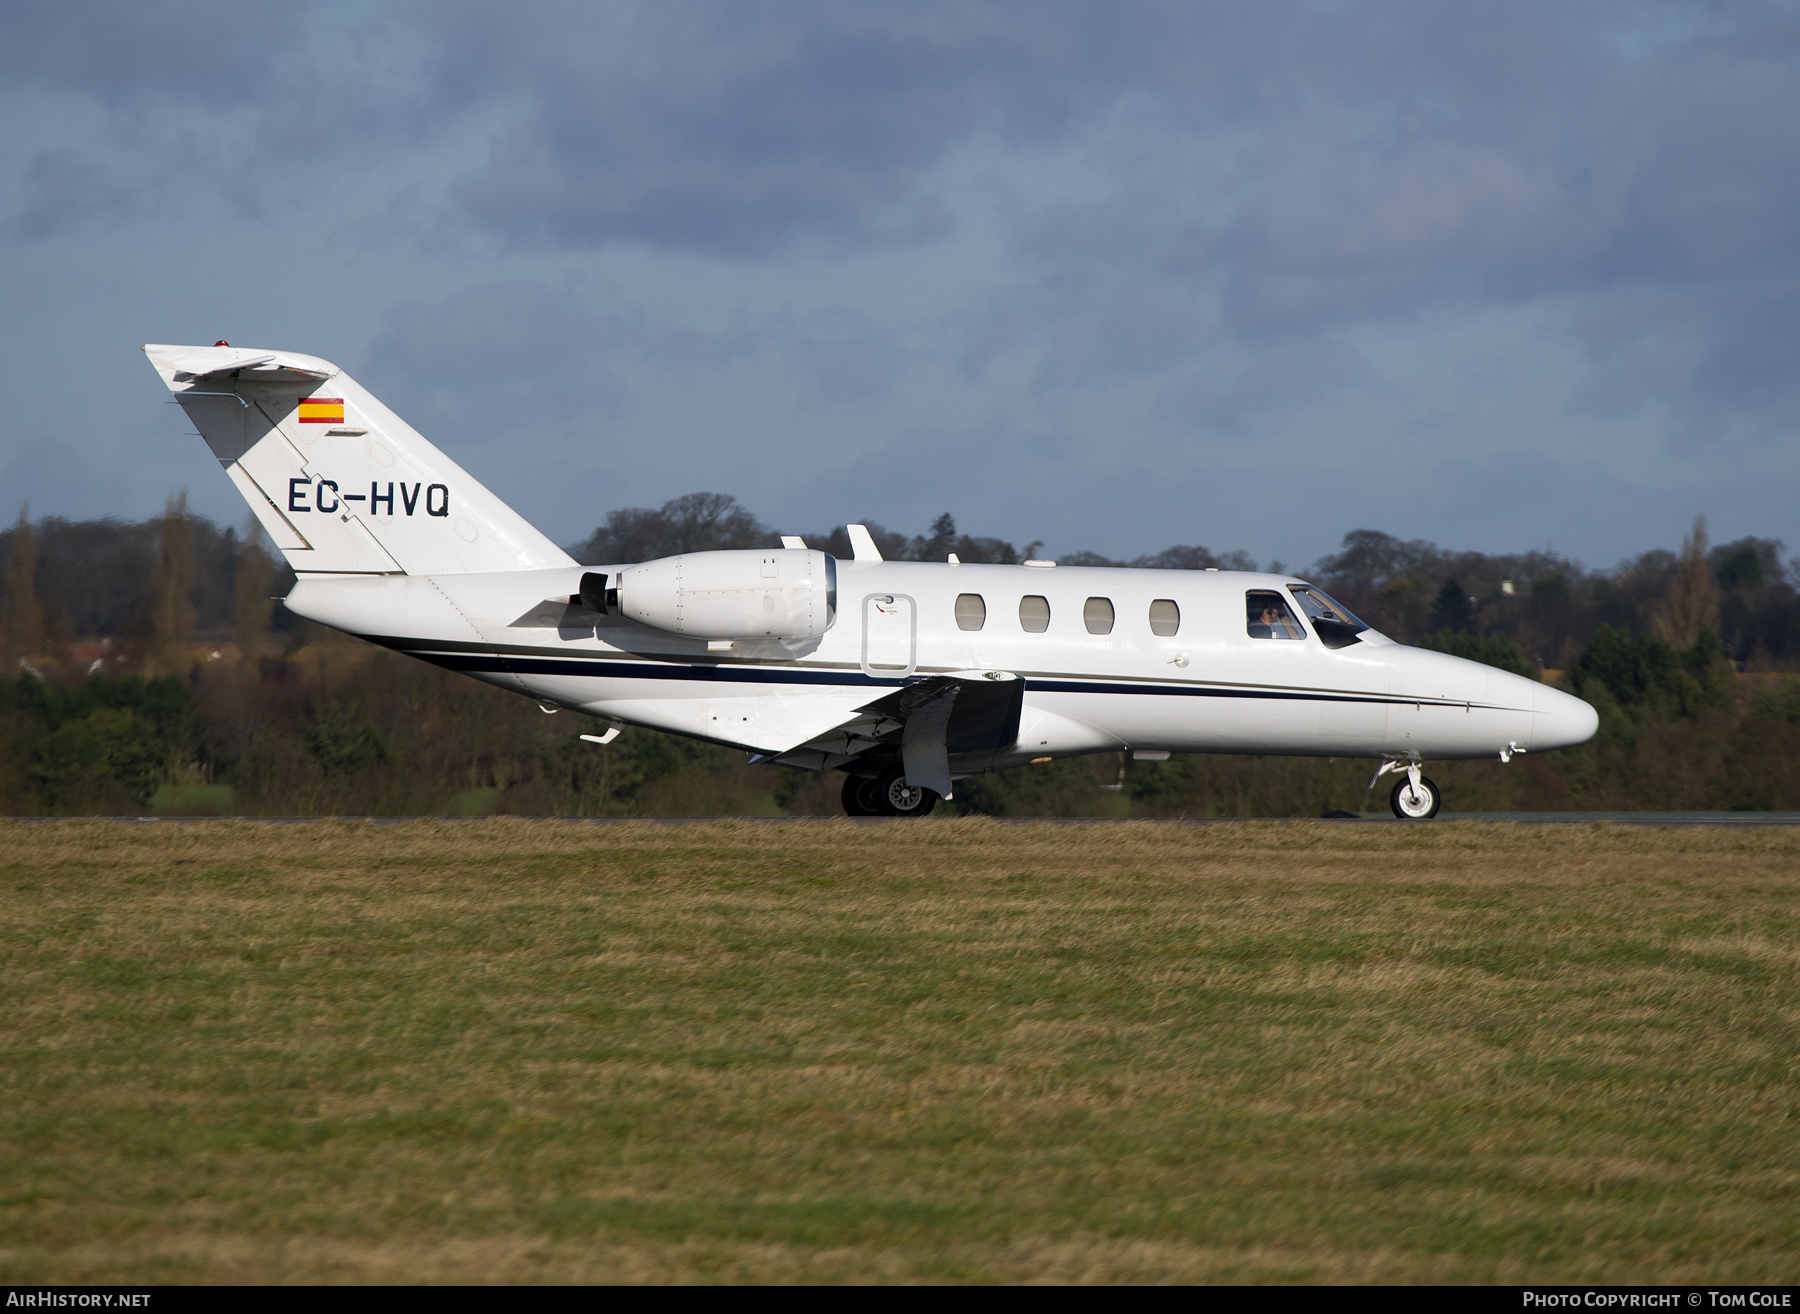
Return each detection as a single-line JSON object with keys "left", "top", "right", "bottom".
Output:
{"left": 144, "top": 344, "right": 575, "bottom": 576}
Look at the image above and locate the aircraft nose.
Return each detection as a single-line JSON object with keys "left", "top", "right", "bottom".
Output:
{"left": 1534, "top": 683, "right": 1599, "bottom": 751}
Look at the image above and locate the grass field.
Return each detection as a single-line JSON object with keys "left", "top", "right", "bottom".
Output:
{"left": 2, "top": 818, "right": 1797, "bottom": 1284}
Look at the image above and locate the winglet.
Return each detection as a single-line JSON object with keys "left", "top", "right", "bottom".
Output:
{"left": 846, "top": 524, "right": 882, "bottom": 561}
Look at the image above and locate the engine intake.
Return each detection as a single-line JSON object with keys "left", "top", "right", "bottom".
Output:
{"left": 615, "top": 549, "right": 836, "bottom": 640}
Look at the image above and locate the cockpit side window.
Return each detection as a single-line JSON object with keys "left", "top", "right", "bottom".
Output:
{"left": 1246, "top": 590, "right": 1305, "bottom": 640}
{"left": 1287, "top": 584, "right": 1369, "bottom": 650}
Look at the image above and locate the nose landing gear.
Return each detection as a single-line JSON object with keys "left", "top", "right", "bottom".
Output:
{"left": 1389, "top": 773, "right": 1441, "bottom": 818}
{"left": 1370, "top": 757, "right": 1442, "bottom": 820}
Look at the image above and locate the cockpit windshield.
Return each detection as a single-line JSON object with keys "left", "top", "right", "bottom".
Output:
{"left": 1287, "top": 585, "right": 1369, "bottom": 650}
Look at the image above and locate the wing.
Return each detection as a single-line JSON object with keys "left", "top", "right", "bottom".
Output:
{"left": 759, "top": 671, "right": 1024, "bottom": 796}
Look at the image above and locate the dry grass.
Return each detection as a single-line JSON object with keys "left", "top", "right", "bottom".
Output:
{"left": 2, "top": 818, "right": 1797, "bottom": 1284}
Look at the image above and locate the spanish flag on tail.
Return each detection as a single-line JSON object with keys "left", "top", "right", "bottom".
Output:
{"left": 298, "top": 397, "right": 345, "bottom": 424}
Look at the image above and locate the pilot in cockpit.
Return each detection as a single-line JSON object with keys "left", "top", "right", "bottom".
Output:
{"left": 1246, "top": 591, "right": 1302, "bottom": 639}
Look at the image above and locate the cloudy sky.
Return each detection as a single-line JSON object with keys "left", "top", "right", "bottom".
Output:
{"left": 3, "top": 1, "right": 1797, "bottom": 568}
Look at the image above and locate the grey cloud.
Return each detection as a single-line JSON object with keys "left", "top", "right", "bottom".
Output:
{"left": 782, "top": 309, "right": 906, "bottom": 405}
{"left": 363, "top": 280, "right": 631, "bottom": 446}
{"left": 412, "top": 1, "right": 1649, "bottom": 260}
{"left": 8, "top": 0, "right": 1800, "bottom": 555}
{"left": 23, "top": 2, "right": 1800, "bottom": 313}
{"left": 977, "top": 191, "right": 1220, "bottom": 385}
{"left": 942, "top": 3, "right": 1800, "bottom": 432}
{"left": 364, "top": 279, "right": 907, "bottom": 447}
{"left": 1152, "top": 334, "right": 1371, "bottom": 436}
{"left": 1569, "top": 270, "right": 1800, "bottom": 429}
{"left": 420, "top": 0, "right": 1170, "bottom": 253}
{"left": 1216, "top": 40, "right": 1800, "bottom": 329}
{"left": 0, "top": 0, "right": 291, "bottom": 105}
{"left": 358, "top": 1, "right": 1800, "bottom": 442}
{"left": 0, "top": 437, "right": 129, "bottom": 522}
{"left": 0, "top": 0, "right": 440, "bottom": 216}
{"left": 12, "top": 151, "right": 137, "bottom": 240}
{"left": 1218, "top": 147, "right": 1573, "bottom": 331}
{"left": 1691, "top": 275, "right": 1800, "bottom": 410}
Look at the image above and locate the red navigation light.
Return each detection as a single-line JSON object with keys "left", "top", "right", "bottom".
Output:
{"left": 214, "top": 340, "right": 229, "bottom": 347}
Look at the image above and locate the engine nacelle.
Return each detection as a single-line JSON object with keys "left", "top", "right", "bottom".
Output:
{"left": 615, "top": 549, "right": 837, "bottom": 640}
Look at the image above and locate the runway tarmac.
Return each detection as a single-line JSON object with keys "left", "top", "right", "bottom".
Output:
{"left": 10, "top": 813, "right": 1800, "bottom": 826}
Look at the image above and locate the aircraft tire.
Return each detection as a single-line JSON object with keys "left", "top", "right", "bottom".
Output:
{"left": 841, "top": 773, "right": 884, "bottom": 816}
{"left": 1390, "top": 775, "right": 1442, "bottom": 819}
{"left": 874, "top": 764, "right": 938, "bottom": 817}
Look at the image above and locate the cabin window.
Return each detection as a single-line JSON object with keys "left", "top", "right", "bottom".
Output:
{"left": 1019, "top": 595, "right": 1051, "bottom": 633}
{"left": 954, "top": 593, "right": 986, "bottom": 631}
{"left": 1083, "top": 597, "right": 1115, "bottom": 635}
{"left": 1287, "top": 584, "right": 1369, "bottom": 650}
{"left": 1246, "top": 590, "right": 1304, "bottom": 640}
{"left": 1148, "top": 598, "right": 1180, "bottom": 636}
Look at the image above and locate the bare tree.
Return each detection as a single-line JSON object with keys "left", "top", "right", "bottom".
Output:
{"left": 147, "top": 491, "right": 197, "bottom": 676}
{"left": 233, "top": 517, "right": 275, "bottom": 669}
{"left": 2, "top": 504, "right": 45, "bottom": 670}
{"left": 1653, "top": 515, "right": 1720, "bottom": 649}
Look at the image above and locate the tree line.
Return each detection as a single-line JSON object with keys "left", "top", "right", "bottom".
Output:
{"left": 570, "top": 495, "right": 1798, "bottom": 671}
{"left": 1, "top": 492, "right": 1796, "bottom": 816}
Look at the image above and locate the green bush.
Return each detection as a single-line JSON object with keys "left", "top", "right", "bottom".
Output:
{"left": 1571, "top": 626, "right": 1732, "bottom": 722}
{"left": 30, "top": 706, "right": 164, "bottom": 808}
{"left": 304, "top": 705, "right": 391, "bottom": 774}
{"left": 1749, "top": 680, "right": 1800, "bottom": 724}
{"left": 0, "top": 672, "right": 193, "bottom": 736}
{"left": 501, "top": 715, "right": 745, "bottom": 815}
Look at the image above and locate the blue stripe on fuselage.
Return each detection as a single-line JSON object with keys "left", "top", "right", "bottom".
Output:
{"left": 392, "top": 645, "right": 1500, "bottom": 710}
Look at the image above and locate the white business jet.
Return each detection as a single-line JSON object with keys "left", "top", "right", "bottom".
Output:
{"left": 144, "top": 343, "right": 1598, "bottom": 819}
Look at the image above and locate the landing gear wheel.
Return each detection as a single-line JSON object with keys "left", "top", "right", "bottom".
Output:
{"left": 875, "top": 763, "right": 938, "bottom": 817}
{"left": 841, "top": 773, "right": 883, "bottom": 817}
{"left": 1390, "top": 775, "right": 1441, "bottom": 819}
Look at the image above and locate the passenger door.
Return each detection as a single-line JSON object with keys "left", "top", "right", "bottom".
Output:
{"left": 862, "top": 593, "right": 916, "bottom": 677}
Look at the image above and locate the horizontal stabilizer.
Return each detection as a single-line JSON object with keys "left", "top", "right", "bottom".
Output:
{"left": 153, "top": 345, "right": 333, "bottom": 381}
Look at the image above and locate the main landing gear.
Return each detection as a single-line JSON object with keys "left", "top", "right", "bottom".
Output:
{"left": 840, "top": 764, "right": 940, "bottom": 817}
{"left": 1370, "top": 757, "right": 1442, "bottom": 820}
{"left": 841, "top": 773, "right": 882, "bottom": 816}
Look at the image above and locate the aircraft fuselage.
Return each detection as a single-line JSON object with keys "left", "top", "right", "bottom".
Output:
{"left": 284, "top": 558, "right": 1599, "bottom": 778}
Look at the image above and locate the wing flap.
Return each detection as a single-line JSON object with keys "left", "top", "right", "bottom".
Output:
{"left": 853, "top": 670, "right": 1024, "bottom": 754}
